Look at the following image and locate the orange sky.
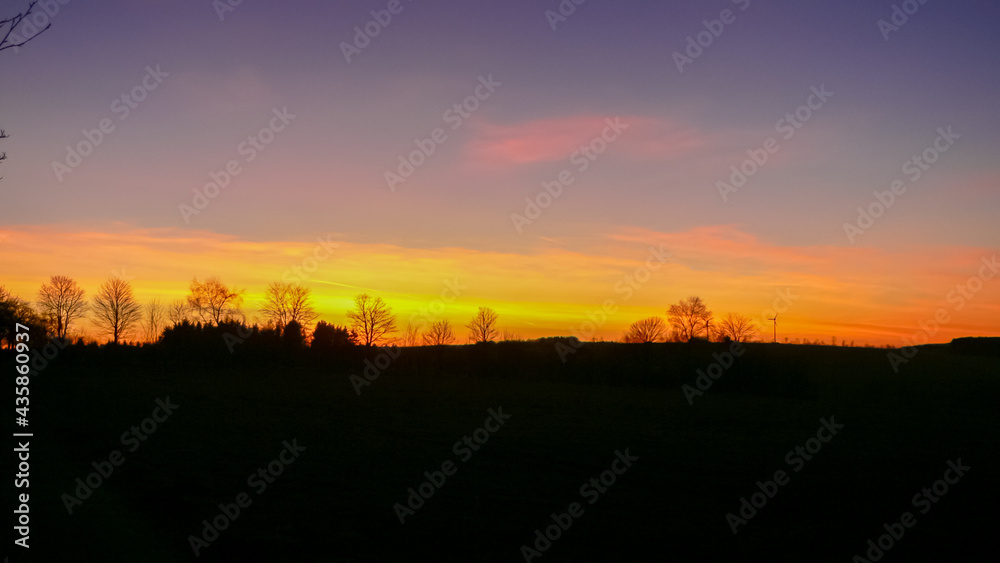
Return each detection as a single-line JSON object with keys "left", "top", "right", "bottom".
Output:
{"left": 1, "top": 224, "right": 997, "bottom": 346}
{"left": 3, "top": 1, "right": 998, "bottom": 349}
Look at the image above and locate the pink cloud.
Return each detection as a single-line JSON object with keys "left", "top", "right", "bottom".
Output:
{"left": 464, "top": 115, "right": 708, "bottom": 167}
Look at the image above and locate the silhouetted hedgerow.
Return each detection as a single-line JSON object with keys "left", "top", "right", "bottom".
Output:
{"left": 950, "top": 337, "right": 1000, "bottom": 358}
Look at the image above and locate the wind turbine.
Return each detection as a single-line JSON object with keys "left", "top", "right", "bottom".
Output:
{"left": 767, "top": 314, "right": 778, "bottom": 343}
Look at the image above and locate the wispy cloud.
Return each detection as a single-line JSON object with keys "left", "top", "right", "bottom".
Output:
{"left": 464, "top": 114, "right": 708, "bottom": 168}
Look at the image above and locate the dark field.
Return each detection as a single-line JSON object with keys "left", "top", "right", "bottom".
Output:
{"left": 13, "top": 340, "right": 1000, "bottom": 562}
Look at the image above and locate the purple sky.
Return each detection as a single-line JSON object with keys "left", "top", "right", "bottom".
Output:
{"left": 1, "top": 0, "right": 998, "bottom": 344}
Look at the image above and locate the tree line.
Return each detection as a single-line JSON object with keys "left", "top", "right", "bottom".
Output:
{"left": 622, "top": 296, "right": 759, "bottom": 344}
{"left": 0, "top": 275, "right": 519, "bottom": 349}
{"left": 2, "top": 278, "right": 879, "bottom": 350}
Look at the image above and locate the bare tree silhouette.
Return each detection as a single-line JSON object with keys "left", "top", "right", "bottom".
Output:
{"left": 717, "top": 313, "right": 758, "bottom": 343}
{"left": 467, "top": 307, "right": 499, "bottom": 343}
{"left": 347, "top": 293, "right": 396, "bottom": 347}
{"left": 498, "top": 328, "right": 520, "bottom": 342}
{"left": 92, "top": 277, "right": 142, "bottom": 344}
{"left": 623, "top": 316, "right": 667, "bottom": 343}
{"left": 143, "top": 298, "right": 165, "bottom": 342}
{"left": 261, "top": 282, "right": 318, "bottom": 332}
{"left": 37, "top": 275, "right": 87, "bottom": 339}
{"left": 2, "top": 2, "right": 55, "bottom": 181}
{"left": 186, "top": 277, "right": 244, "bottom": 326}
{"left": 1, "top": 2, "right": 51, "bottom": 52}
{"left": 423, "top": 319, "right": 455, "bottom": 345}
{"left": 0, "top": 129, "right": 7, "bottom": 180}
{"left": 167, "top": 300, "right": 189, "bottom": 326}
{"left": 398, "top": 322, "right": 422, "bottom": 347}
{"left": 667, "top": 296, "right": 712, "bottom": 342}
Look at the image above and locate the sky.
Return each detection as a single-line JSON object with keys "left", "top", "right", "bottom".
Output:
{"left": 1, "top": 0, "right": 998, "bottom": 345}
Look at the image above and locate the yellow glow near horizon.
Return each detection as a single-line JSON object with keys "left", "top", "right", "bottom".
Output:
{"left": 1, "top": 224, "right": 997, "bottom": 345}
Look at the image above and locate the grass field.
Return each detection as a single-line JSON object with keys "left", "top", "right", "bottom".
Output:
{"left": 14, "top": 340, "right": 1000, "bottom": 562}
